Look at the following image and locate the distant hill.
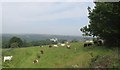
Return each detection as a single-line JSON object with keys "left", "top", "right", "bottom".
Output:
{"left": 2, "top": 34, "right": 92, "bottom": 42}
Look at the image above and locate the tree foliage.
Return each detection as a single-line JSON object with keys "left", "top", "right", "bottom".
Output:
{"left": 80, "top": 2, "right": 120, "bottom": 46}
{"left": 9, "top": 37, "right": 23, "bottom": 48}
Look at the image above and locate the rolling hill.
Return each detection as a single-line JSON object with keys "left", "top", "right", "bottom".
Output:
{"left": 2, "top": 42, "right": 119, "bottom": 68}
{"left": 2, "top": 34, "right": 92, "bottom": 42}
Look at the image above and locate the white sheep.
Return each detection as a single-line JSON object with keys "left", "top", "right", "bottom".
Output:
{"left": 61, "top": 44, "right": 66, "bottom": 46}
{"left": 66, "top": 45, "right": 71, "bottom": 49}
{"left": 53, "top": 45, "right": 58, "bottom": 47}
{"left": 4, "top": 56, "right": 13, "bottom": 62}
{"left": 84, "top": 40, "right": 94, "bottom": 47}
{"left": 66, "top": 42, "right": 69, "bottom": 44}
{"left": 50, "top": 38, "right": 58, "bottom": 42}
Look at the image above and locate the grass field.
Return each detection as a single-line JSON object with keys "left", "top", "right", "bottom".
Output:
{"left": 2, "top": 42, "right": 119, "bottom": 68}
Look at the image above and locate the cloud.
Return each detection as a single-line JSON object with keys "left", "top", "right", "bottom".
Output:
{"left": 3, "top": 2, "right": 91, "bottom": 22}
{"left": 22, "top": 7, "right": 86, "bottom": 22}
{"left": 2, "top": 2, "right": 94, "bottom": 36}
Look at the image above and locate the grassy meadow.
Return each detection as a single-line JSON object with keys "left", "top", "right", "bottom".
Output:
{"left": 2, "top": 42, "right": 119, "bottom": 68}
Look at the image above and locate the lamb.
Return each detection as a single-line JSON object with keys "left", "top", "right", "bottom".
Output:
{"left": 66, "top": 45, "right": 71, "bottom": 49}
{"left": 33, "top": 59, "right": 39, "bottom": 64}
{"left": 4, "top": 56, "right": 13, "bottom": 62}
{"left": 40, "top": 50, "right": 44, "bottom": 54}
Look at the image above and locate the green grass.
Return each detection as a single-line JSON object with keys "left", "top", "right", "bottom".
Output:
{"left": 2, "top": 42, "right": 119, "bottom": 68}
{"left": 0, "top": 48, "right": 2, "bottom": 69}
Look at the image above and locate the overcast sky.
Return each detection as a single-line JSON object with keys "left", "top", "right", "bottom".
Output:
{"left": 1, "top": 0, "right": 95, "bottom": 36}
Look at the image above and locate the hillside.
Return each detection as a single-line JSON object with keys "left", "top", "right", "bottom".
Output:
{"left": 2, "top": 42, "right": 119, "bottom": 68}
{"left": 2, "top": 34, "right": 92, "bottom": 42}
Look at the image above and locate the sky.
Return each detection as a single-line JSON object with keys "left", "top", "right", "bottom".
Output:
{"left": 1, "top": 0, "right": 95, "bottom": 36}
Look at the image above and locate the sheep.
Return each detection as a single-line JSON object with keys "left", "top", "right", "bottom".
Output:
{"left": 66, "top": 45, "right": 71, "bottom": 49}
{"left": 97, "top": 39, "right": 104, "bottom": 46}
{"left": 33, "top": 59, "right": 39, "bottom": 64}
{"left": 50, "top": 38, "right": 58, "bottom": 42}
{"left": 4, "top": 56, "right": 13, "bottom": 62}
{"left": 66, "top": 42, "right": 69, "bottom": 44}
{"left": 94, "top": 39, "right": 104, "bottom": 46}
{"left": 49, "top": 45, "right": 52, "bottom": 48}
{"left": 40, "top": 50, "right": 44, "bottom": 54}
{"left": 84, "top": 40, "right": 94, "bottom": 47}
{"left": 53, "top": 45, "right": 58, "bottom": 47}
{"left": 61, "top": 44, "right": 65, "bottom": 46}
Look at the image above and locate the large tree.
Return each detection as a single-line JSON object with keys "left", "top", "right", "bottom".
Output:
{"left": 80, "top": 2, "right": 120, "bottom": 46}
{"left": 9, "top": 37, "right": 23, "bottom": 48}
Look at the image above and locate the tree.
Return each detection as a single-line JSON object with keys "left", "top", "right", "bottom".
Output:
{"left": 22, "top": 39, "right": 29, "bottom": 47}
{"left": 10, "top": 42, "right": 19, "bottom": 48}
{"left": 80, "top": 2, "right": 120, "bottom": 46}
{"left": 9, "top": 37, "right": 23, "bottom": 48}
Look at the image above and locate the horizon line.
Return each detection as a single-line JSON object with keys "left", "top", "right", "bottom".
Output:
{"left": 1, "top": 33, "right": 84, "bottom": 37}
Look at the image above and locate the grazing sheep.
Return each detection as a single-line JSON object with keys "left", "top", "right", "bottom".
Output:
{"left": 4, "top": 56, "right": 13, "bottom": 62}
{"left": 50, "top": 38, "right": 58, "bottom": 42}
{"left": 66, "top": 42, "right": 69, "bottom": 44}
{"left": 49, "top": 45, "right": 52, "bottom": 48}
{"left": 53, "top": 45, "right": 58, "bottom": 47}
{"left": 40, "top": 50, "right": 44, "bottom": 54}
{"left": 94, "top": 39, "right": 104, "bottom": 46}
{"left": 66, "top": 45, "right": 71, "bottom": 49}
{"left": 97, "top": 39, "right": 104, "bottom": 46}
{"left": 84, "top": 43, "right": 92, "bottom": 47}
{"left": 84, "top": 40, "right": 94, "bottom": 47}
{"left": 61, "top": 44, "right": 66, "bottom": 46}
{"left": 33, "top": 59, "right": 39, "bottom": 64}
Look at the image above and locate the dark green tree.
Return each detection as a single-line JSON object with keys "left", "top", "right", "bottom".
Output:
{"left": 10, "top": 42, "right": 19, "bottom": 48}
{"left": 9, "top": 37, "right": 23, "bottom": 48}
{"left": 80, "top": 2, "right": 120, "bottom": 46}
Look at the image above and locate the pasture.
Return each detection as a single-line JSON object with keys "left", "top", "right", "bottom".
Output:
{"left": 2, "top": 42, "right": 119, "bottom": 68}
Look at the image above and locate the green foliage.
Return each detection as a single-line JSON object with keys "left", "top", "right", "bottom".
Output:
{"left": 2, "top": 36, "right": 68, "bottom": 48}
{"left": 2, "top": 40, "right": 9, "bottom": 48}
{"left": 9, "top": 37, "right": 23, "bottom": 48}
{"left": 31, "top": 39, "right": 53, "bottom": 46}
{"left": 58, "top": 39, "right": 67, "bottom": 43}
{"left": 89, "top": 54, "right": 119, "bottom": 68}
{"left": 10, "top": 42, "right": 19, "bottom": 48}
{"left": 80, "top": 2, "right": 120, "bottom": 46}
{"left": 71, "top": 39, "right": 78, "bottom": 43}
